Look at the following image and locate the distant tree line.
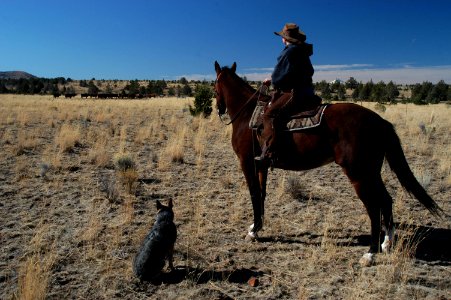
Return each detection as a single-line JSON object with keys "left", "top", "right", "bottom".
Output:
{"left": 314, "top": 77, "right": 450, "bottom": 104}
{"left": 0, "top": 77, "right": 196, "bottom": 98}
{"left": 1, "top": 75, "right": 450, "bottom": 104}
{"left": 0, "top": 77, "right": 69, "bottom": 95}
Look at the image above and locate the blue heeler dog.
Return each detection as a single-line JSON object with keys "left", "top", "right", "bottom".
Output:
{"left": 133, "top": 199, "right": 177, "bottom": 281}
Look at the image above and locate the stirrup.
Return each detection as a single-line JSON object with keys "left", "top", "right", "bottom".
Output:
{"left": 254, "top": 151, "right": 274, "bottom": 164}
{"left": 254, "top": 155, "right": 267, "bottom": 162}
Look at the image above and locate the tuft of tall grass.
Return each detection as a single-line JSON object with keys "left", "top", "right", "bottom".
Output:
{"left": 17, "top": 222, "right": 57, "bottom": 300}
{"left": 114, "top": 153, "right": 138, "bottom": 194}
{"left": 159, "top": 126, "right": 187, "bottom": 168}
{"left": 17, "top": 254, "right": 55, "bottom": 300}
{"left": 99, "top": 174, "right": 120, "bottom": 203}
{"left": 14, "top": 130, "right": 39, "bottom": 156}
{"left": 55, "top": 123, "right": 81, "bottom": 153}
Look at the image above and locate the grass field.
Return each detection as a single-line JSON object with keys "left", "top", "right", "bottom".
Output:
{"left": 0, "top": 94, "right": 449, "bottom": 299}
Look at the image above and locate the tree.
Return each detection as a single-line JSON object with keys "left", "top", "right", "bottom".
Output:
{"left": 181, "top": 84, "right": 192, "bottom": 97}
{"left": 371, "top": 81, "right": 386, "bottom": 102}
{"left": 179, "top": 77, "right": 188, "bottom": 85}
{"left": 331, "top": 81, "right": 342, "bottom": 93}
{"left": 385, "top": 81, "right": 399, "bottom": 102}
{"left": 411, "top": 81, "right": 433, "bottom": 104}
{"left": 17, "top": 79, "right": 30, "bottom": 94}
{"left": 336, "top": 84, "right": 346, "bottom": 100}
{"left": 189, "top": 84, "right": 214, "bottom": 117}
{"left": 50, "top": 83, "right": 60, "bottom": 95}
{"left": 352, "top": 83, "right": 362, "bottom": 100}
{"left": 316, "top": 80, "right": 331, "bottom": 100}
{"left": 345, "top": 77, "right": 359, "bottom": 90}
{"left": 359, "top": 81, "right": 373, "bottom": 100}
{"left": 146, "top": 81, "right": 154, "bottom": 94}
{"left": 0, "top": 82, "right": 9, "bottom": 93}
{"left": 426, "top": 80, "right": 448, "bottom": 103}
{"left": 105, "top": 83, "right": 113, "bottom": 94}
{"left": 65, "top": 85, "right": 76, "bottom": 94}
{"left": 88, "top": 80, "right": 99, "bottom": 95}
{"left": 144, "top": 80, "right": 167, "bottom": 95}
{"left": 123, "top": 80, "right": 140, "bottom": 95}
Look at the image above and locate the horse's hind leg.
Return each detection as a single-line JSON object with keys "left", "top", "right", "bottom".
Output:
{"left": 380, "top": 184, "right": 395, "bottom": 253}
{"left": 350, "top": 175, "right": 394, "bottom": 265}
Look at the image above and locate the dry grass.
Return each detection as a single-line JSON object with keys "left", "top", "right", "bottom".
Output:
{"left": 0, "top": 95, "right": 449, "bottom": 299}
{"left": 16, "top": 222, "right": 57, "bottom": 300}
{"left": 55, "top": 123, "right": 82, "bottom": 153}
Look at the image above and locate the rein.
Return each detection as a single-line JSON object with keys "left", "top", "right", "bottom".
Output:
{"left": 216, "top": 71, "right": 267, "bottom": 125}
{"left": 222, "top": 88, "right": 261, "bottom": 125}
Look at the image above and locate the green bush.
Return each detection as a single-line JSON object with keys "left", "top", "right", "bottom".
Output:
{"left": 114, "top": 153, "right": 136, "bottom": 172}
{"left": 189, "top": 84, "right": 214, "bottom": 117}
{"left": 374, "top": 102, "right": 386, "bottom": 113}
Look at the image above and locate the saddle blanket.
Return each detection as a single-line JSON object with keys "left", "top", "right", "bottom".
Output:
{"left": 249, "top": 102, "right": 328, "bottom": 131}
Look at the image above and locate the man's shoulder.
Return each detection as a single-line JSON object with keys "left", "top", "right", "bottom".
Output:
{"left": 284, "top": 44, "right": 302, "bottom": 54}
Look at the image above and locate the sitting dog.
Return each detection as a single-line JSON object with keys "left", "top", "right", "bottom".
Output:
{"left": 133, "top": 199, "right": 177, "bottom": 281}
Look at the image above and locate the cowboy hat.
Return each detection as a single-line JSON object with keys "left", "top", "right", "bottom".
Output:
{"left": 274, "top": 23, "right": 306, "bottom": 44}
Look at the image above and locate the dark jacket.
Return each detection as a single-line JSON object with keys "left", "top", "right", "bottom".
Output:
{"left": 271, "top": 43, "right": 314, "bottom": 92}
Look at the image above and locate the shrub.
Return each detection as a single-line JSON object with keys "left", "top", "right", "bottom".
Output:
{"left": 55, "top": 124, "right": 81, "bottom": 153}
{"left": 374, "top": 103, "right": 386, "bottom": 113}
{"left": 189, "top": 84, "right": 214, "bottom": 117}
{"left": 114, "top": 153, "right": 138, "bottom": 195}
{"left": 114, "top": 153, "right": 136, "bottom": 172}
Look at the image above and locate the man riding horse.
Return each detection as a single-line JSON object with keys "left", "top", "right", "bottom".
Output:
{"left": 256, "top": 23, "right": 321, "bottom": 164}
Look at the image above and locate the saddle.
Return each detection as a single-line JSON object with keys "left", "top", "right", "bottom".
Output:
{"left": 249, "top": 101, "right": 328, "bottom": 131}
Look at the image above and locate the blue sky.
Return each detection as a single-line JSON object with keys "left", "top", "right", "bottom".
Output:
{"left": 1, "top": 0, "right": 451, "bottom": 83}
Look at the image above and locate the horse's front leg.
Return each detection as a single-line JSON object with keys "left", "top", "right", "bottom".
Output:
{"left": 246, "top": 192, "right": 264, "bottom": 241}
{"left": 245, "top": 167, "right": 268, "bottom": 241}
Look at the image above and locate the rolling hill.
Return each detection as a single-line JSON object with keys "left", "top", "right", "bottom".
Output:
{"left": 0, "top": 71, "right": 37, "bottom": 80}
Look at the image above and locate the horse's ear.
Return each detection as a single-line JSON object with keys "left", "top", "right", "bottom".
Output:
{"left": 156, "top": 200, "right": 162, "bottom": 210}
{"left": 231, "top": 62, "right": 237, "bottom": 73}
{"left": 214, "top": 61, "right": 221, "bottom": 75}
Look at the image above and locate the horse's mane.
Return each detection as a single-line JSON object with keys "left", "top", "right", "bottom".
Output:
{"left": 222, "top": 66, "right": 256, "bottom": 94}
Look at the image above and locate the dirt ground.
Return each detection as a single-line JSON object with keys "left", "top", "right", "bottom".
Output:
{"left": 0, "top": 95, "right": 450, "bottom": 299}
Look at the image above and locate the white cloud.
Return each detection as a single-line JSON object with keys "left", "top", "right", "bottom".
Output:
{"left": 181, "top": 65, "right": 451, "bottom": 84}
{"left": 176, "top": 73, "right": 217, "bottom": 81}
{"left": 314, "top": 64, "right": 374, "bottom": 71}
{"left": 313, "top": 65, "right": 451, "bottom": 84}
{"left": 243, "top": 67, "right": 274, "bottom": 72}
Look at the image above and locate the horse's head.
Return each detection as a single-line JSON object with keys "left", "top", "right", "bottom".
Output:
{"left": 214, "top": 61, "right": 236, "bottom": 116}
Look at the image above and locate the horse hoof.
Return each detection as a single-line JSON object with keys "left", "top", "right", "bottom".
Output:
{"left": 245, "top": 231, "right": 257, "bottom": 242}
{"left": 359, "top": 253, "right": 375, "bottom": 267}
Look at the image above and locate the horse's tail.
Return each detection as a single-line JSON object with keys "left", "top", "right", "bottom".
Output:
{"left": 384, "top": 121, "right": 444, "bottom": 218}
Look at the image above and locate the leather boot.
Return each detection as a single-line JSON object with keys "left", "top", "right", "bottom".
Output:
{"left": 255, "top": 120, "right": 276, "bottom": 163}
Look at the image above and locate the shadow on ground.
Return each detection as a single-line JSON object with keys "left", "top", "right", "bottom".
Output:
{"left": 398, "top": 224, "right": 451, "bottom": 264}
{"left": 257, "top": 224, "right": 450, "bottom": 265}
{"left": 144, "top": 267, "right": 264, "bottom": 285}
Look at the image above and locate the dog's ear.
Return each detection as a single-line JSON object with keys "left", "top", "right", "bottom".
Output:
{"left": 156, "top": 200, "right": 163, "bottom": 210}
{"left": 168, "top": 199, "right": 173, "bottom": 209}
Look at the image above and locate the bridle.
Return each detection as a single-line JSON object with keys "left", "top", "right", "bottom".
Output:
{"left": 215, "top": 70, "right": 267, "bottom": 125}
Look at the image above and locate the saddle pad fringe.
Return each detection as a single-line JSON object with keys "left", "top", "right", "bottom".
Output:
{"left": 286, "top": 104, "right": 328, "bottom": 131}
{"left": 249, "top": 101, "right": 267, "bottom": 129}
{"left": 249, "top": 103, "right": 329, "bottom": 131}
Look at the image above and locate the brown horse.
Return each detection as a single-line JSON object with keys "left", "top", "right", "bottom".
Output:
{"left": 214, "top": 61, "right": 444, "bottom": 265}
